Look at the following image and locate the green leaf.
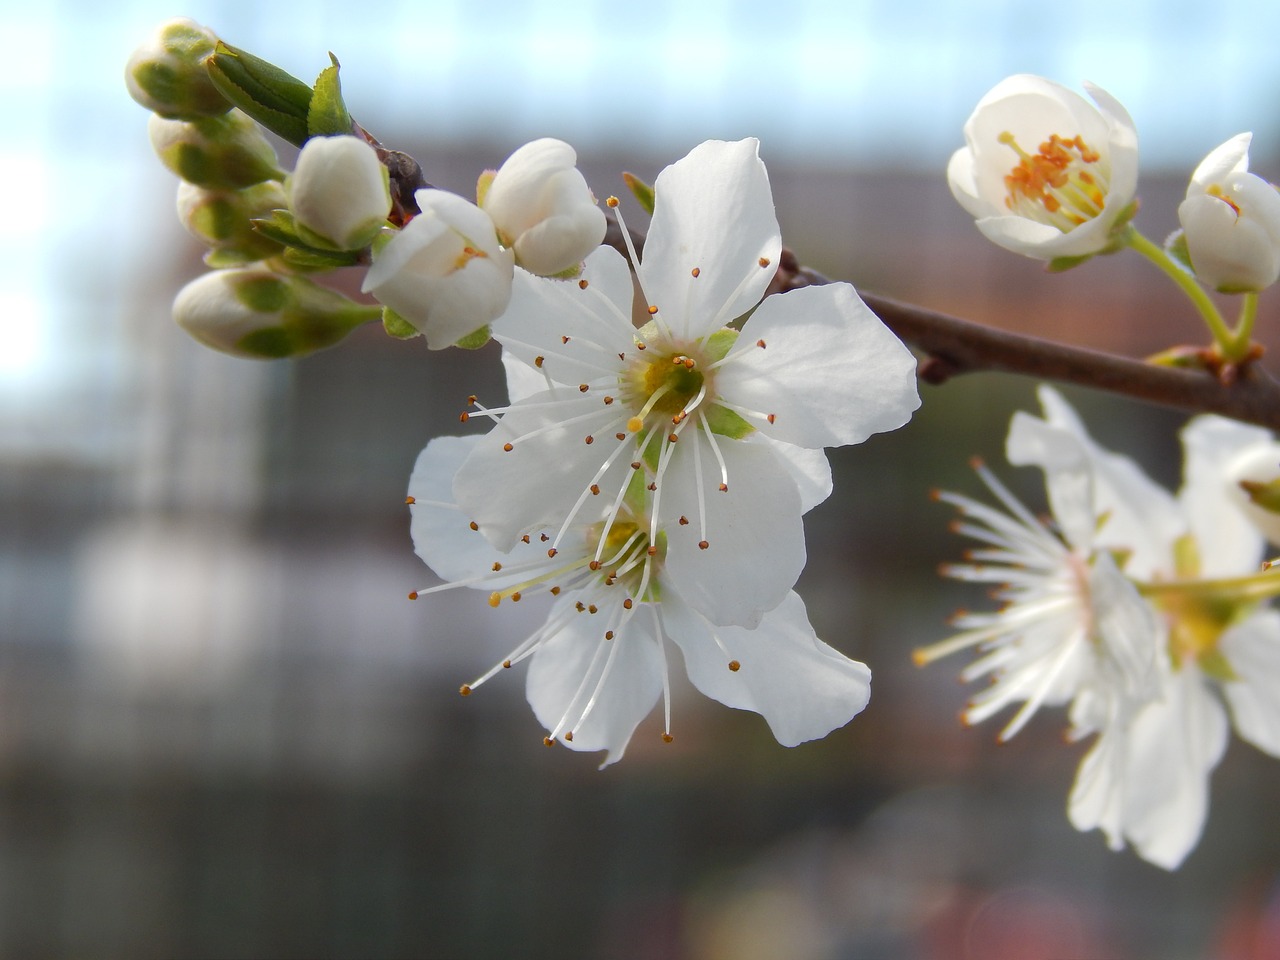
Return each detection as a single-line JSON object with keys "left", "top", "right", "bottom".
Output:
{"left": 622, "top": 172, "right": 655, "bottom": 215}
{"left": 249, "top": 210, "right": 360, "bottom": 268}
{"left": 307, "top": 54, "right": 352, "bottom": 138}
{"left": 206, "top": 40, "right": 312, "bottom": 146}
{"left": 382, "top": 307, "right": 420, "bottom": 340}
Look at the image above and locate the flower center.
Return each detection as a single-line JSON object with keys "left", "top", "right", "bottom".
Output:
{"left": 623, "top": 349, "right": 707, "bottom": 431}
{"left": 999, "top": 131, "right": 1109, "bottom": 231}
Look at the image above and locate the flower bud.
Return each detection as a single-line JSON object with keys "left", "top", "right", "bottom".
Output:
{"left": 173, "top": 267, "right": 381, "bottom": 358}
{"left": 125, "top": 18, "right": 230, "bottom": 119}
{"left": 1177, "top": 134, "right": 1280, "bottom": 293}
{"left": 149, "top": 109, "right": 282, "bottom": 190}
{"left": 361, "top": 189, "right": 514, "bottom": 349}
{"left": 288, "top": 135, "right": 392, "bottom": 250}
{"left": 479, "top": 138, "right": 605, "bottom": 276}
{"left": 177, "top": 180, "right": 287, "bottom": 264}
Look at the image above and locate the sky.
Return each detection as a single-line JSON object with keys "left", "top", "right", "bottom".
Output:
{"left": 3, "top": 0, "right": 1280, "bottom": 429}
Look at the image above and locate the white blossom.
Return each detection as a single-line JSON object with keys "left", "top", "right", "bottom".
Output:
{"left": 1177, "top": 133, "right": 1280, "bottom": 292}
{"left": 407, "top": 435, "right": 872, "bottom": 765}
{"left": 947, "top": 75, "right": 1139, "bottom": 260}
{"left": 361, "top": 189, "right": 515, "bottom": 349}
{"left": 452, "top": 138, "right": 919, "bottom": 627}
{"left": 480, "top": 138, "right": 606, "bottom": 276}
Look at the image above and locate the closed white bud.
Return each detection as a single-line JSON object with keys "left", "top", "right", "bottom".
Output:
{"left": 288, "top": 135, "right": 392, "bottom": 250}
{"left": 480, "top": 138, "right": 605, "bottom": 276}
{"left": 361, "top": 189, "right": 514, "bottom": 349}
{"left": 1178, "top": 133, "right": 1280, "bottom": 293}
{"left": 173, "top": 267, "right": 380, "bottom": 358}
{"left": 125, "top": 18, "right": 229, "bottom": 119}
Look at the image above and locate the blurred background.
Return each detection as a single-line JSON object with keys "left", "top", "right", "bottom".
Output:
{"left": 4, "top": 1, "right": 1280, "bottom": 957}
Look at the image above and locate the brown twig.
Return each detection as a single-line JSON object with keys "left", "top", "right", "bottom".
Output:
{"left": 767, "top": 253, "right": 1280, "bottom": 431}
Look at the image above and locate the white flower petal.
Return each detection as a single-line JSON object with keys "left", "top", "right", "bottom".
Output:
{"left": 1188, "top": 132, "right": 1252, "bottom": 191}
{"left": 1120, "top": 665, "right": 1229, "bottom": 870}
{"left": 663, "top": 590, "right": 870, "bottom": 746}
{"left": 1220, "top": 610, "right": 1280, "bottom": 757}
{"left": 1178, "top": 415, "right": 1270, "bottom": 575}
{"left": 493, "top": 246, "right": 636, "bottom": 388}
{"left": 641, "top": 139, "right": 782, "bottom": 340}
{"left": 453, "top": 391, "right": 631, "bottom": 548}
{"left": 525, "top": 597, "right": 664, "bottom": 766}
{"left": 720, "top": 283, "right": 920, "bottom": 449}
{"left": 659, "top": 435, "right": 805, "bottom": 627}
{"left": 407, "top": 436, "right": 503, "bottom": 583}
{"left": 745, "top": 433, "right": 832, "bottom": 513}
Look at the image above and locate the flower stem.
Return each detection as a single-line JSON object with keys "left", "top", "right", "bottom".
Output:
{"left": 1229, "top": 292, "right": 1259, "bottom": 358}
{"left": 1136, "top": 567, "right": 1280, "bottom": 605}
{"left": 1124, "top": 226, "right": 1238, "bottom": 357}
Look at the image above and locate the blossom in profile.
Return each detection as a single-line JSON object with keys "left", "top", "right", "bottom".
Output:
{"left": 453, "top": 138, "right": 919, "bottom": 627}
{"left": 915, "top": 386, "right": 1162, "bottom": 743}
{"left": 1177, "top": 133, "right": 1280, "bottom": 292}
{"left": 362, "top": 189, "right": 515, "bottom": 349}
{"left": 407, "top": 435, "right": 872, "bottom": 766}
{"left": 947, "top": 75, "right": 1139, "bottom": 261}
{"left": 479, "top": 138, "right": 606, "bottom": 276}
{"left": 1069, "top": 414, "right": 1280, "bottom": 869}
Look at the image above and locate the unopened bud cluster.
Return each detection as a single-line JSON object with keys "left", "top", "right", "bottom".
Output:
{"left": 130, "top": 18, "right": 606, "bottom": 356}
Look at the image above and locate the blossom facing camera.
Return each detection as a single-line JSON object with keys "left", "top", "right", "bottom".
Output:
{"left": 407, "top": 435, "right": 872, "bottom": 765}
{"left": 453, "top": 139, "right": 919, "bottom": 629}
{"left": 173, "top": 267, "right": 380, "bottom": 358}
{"left": 125, "top": 18, "right": 230, "bottom": 119}
{"left": 1177, "top": 133, "right": 1280, "bottom": 292}
{"left": 361, "top": 190, "right": 515, "bottom": 349}
{"left": 947, "top": 75, "right": 1139, "bottom": 261}
{"left": 480, "top": 138, "right": 606, "bottom": 276}
{"left": 288, "top": 135, "right": 392, "bottom": 251}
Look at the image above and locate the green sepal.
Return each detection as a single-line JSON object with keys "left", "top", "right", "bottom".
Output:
{"left": 307, "top": 54, "right": 352, "bottom": 138}
{"left": 247, "top": 211, "right": 360, "bottom": 269}
{"left": 455, "top": 326, "right": 492, "bottom": 350}
{"left": 704, "top": 405, "right": 754, "bottom": 439}
{"left": 280, "top": 245, "right": 361, "bottom": 270}
{"left": 1047, "top": 253, "right": 1094, "bottom": 273}
{"left": 704, "top": 328, "right": 739, "bottom": 363}
{"left": 622, "top": 172, "right": 655, "bottom": 215}
{"left": 1197, "top": 647, "right": 1239, "bottom": 683}
{"left": 204, "top": 247, "right": 261, "bottom": 268}
{"left": 382, "top": 307, "right": 420, "bottom": 340}
{"left": 1241, "top": 477, "right": 1280, "bottom": 514}
{"left": 206, "top": 40, "right": 313, "bottom": 147}
{"left": 1164, "top": 228, "right": 1194, "bottom": 274}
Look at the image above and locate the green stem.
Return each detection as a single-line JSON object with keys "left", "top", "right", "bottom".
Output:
{"left": 1136, "top": 568, "right": 1280, "bottom": 605}
{"left": 1125, "top": 226, "right": 1237, "bottom": 357}
{"left": 1229, "top": 292, "right": 1259, "bottom": 357}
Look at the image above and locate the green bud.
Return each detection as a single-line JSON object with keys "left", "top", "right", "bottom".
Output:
{"left": 125, "top": 18, "right": 230, "bottom": 119}
{"left": 149, "top": 109, "right": 283, "bottom": 189}
{"left": 173, "top": 267, "right": 381, "bottom": 359}
{"left": 206, "top": 40, "right": 313, "bottom": 147}
{"left": 621, "top": 172, "right": 655, "bottom": 216}
{"left": 177, "top": 180, "right": 287, "bottom": 265}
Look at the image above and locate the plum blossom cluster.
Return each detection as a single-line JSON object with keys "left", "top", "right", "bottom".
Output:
{"left": 127, "top": 18, "right": 604, "bottom": 357}
{"left": 949, "top": 74, "right": 1280, "bottom": 366}
{"left": 408, "top": 138, "right": 920, "bottom": 763}
{"left": 917, "top": 386, "right": 1280, "bottom": 869}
